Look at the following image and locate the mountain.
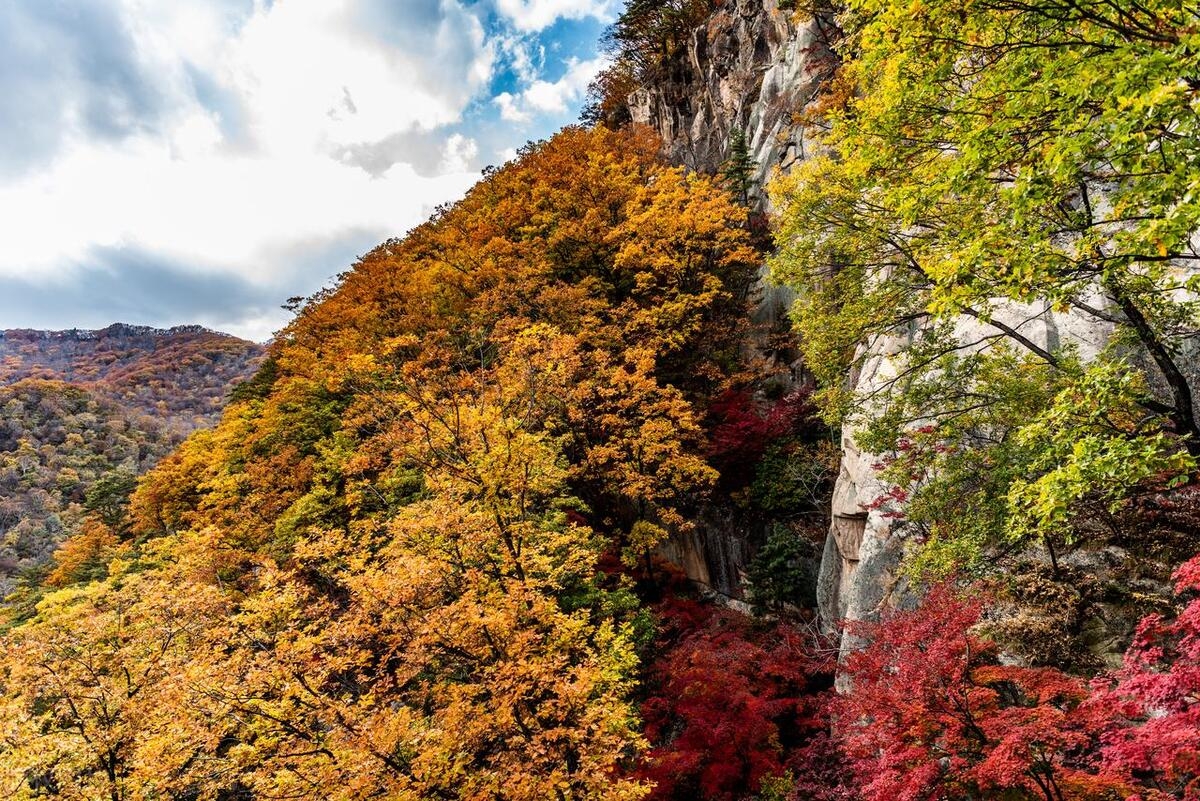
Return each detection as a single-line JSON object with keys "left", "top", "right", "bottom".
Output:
{"left": 0, "top": 380, "right": 174, "bottom": 591}
{"left": 0, "top": 323, "right": 266, "bottom": 435}
{"left": 599, "top": 0, "right": 1200, "bottom": 668}
{"left": 0, "top": 324, "right": 264, "bottom": 594}
{"left": 1, "top": 0, "right": 1198, "bottom": 798}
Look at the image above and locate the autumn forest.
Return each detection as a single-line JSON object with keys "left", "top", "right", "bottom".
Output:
{"left": 1, "top": 0, "right": 1199, "bottom": 799}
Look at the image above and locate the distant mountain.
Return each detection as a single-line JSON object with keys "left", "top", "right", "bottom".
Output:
{"left": 0, "top": 324, "right": 266, "bottom": 593}
{"left": 0, "top": 323, "right": 266, "bottom": 435}
{"left": 0, "top": 379, "right": 178, "bottom": 591}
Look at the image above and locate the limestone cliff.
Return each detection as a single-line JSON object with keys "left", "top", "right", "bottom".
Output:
{"left": 628, "top": 0, "right": 832, "bottom": 200}
{"left": 624, "top": 0, "right": 1160, "bottom": 648}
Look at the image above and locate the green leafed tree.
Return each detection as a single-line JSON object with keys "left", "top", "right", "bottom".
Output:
{"left": 769, "top": 0, "right": 1200, "bottom": 571}
{"left": 601, "top": 0, "right": 713, "bottom": 77}
{"left": 83, "top": 469, "right": 139, "bottom": 533}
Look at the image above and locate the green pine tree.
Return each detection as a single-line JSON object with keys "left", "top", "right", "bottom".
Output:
{"left": 722, "top": 126, "right": 755, "bottom": 206}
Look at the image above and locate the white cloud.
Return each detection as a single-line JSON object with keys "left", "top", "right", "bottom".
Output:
{"left": 494, "top": 92, "right": 528, "bottom": 122}
{"left": 0, "top": 126, "right": 478, "bottom": 286}
{"left": 493, "top": 56, "right": 607, "bottom": 122}
{"left": 495, "top": 32, "right": 545, "bottom": 85}
{"left": 0, "top": 0, "right": 606, "bottom": 340}
{"left": 223, "top": 0, "right": 493, "bottom": 156}
{"left": 439, "top": 134, "right": 479, "bottom": 173}
{"left": 0, "top": 0, "right": 495, "bottom": 339}
{"left": 494, "top": 0, "right": 619, "bottom": 32}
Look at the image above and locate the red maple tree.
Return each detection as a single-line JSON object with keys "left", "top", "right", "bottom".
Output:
{"left": 1090, "top": 555, "right": 1200, "bottom": 800}
{"left": 837, "top": 584, "right": 1123, "bottom": 801}
{"left": 637, "top": 589, "right": 846, "bottom": 800}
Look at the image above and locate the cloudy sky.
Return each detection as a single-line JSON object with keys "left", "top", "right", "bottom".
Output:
{"left": 0, "top": 0, "right": 618, "bottom": 341}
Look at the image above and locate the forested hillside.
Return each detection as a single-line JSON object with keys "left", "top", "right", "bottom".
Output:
{"left": 0, "top": 326, "right": 263, "bottom": 600}
{"left": 0, "top": 380, "right": 175, "bottom": 597}
{"left": 0, "top": 127, "right": 777, "bottom": 799}
{"left": 0, "top": 0, "right": 1197, "bottom": 798}
{"left": 0, "top": 324, "right": 265, "bottom": 434}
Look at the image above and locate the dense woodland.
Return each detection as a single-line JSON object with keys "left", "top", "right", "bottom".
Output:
{"left": 0, "top": 380, "right": 172, "bottom": 596}
{"left": 0, "top": 327, "right": 263, "bottom": 603}
{"left": 0, "top": 325, "right": 265, "bottom": 434}
{"left": 1, "top": 0, "right": 1198, "bottom": 798}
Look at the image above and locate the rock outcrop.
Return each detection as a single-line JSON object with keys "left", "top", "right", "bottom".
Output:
{"left": 626, "top": 0, "right": 1142, "bottom": 639}
{"left": 632, "top": 0, "right": 843, "bottom": 605}
{"left": 629, "top": 0, "right": 827, "bottom": 602}
{"left": 818, "top": 304, "right": 1115, "bottom": 631}
{"left": 628, "top": 0, "right": 832, "bottom": 199}
{"left": 622, "top": 0, "right": 1198, "bottom": 692}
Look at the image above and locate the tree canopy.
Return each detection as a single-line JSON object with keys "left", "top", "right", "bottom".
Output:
{"left": 0, "top": 125, "right": 761, "bottom": 800}
{"left": 769, "top": 0, "right": 1200, "bottom": 571}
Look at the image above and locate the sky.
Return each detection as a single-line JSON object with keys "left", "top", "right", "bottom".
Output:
{"left": 0, "top": 0, "right": 619, "bottom": 342}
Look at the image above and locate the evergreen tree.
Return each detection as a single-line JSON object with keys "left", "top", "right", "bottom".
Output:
{"left": 722, "top": 127, "right": 755, "bottom": 206}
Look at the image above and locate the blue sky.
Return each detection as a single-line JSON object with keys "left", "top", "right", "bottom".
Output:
{"left": 0, "top": 0, "right": 619, "bottom": 341}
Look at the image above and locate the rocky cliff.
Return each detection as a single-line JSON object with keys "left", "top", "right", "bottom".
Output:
{"left": 628, "top": 0, "right": 836, "bottom": 603}
{"left": 626, "top": 0, "right": 1160, "bottom": 647}
{"left": 628, "top": 0, "right": 832, "bottom": 198}
{"left": 818, "top": 304, "right": 1116, "bottom": 643}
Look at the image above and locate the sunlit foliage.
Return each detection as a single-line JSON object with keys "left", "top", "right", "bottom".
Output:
{"left": 0, "top": 125, "right": 759, "bottom": 800}
{"left": 769, "top": 0, "right": 1200, "bottom": 568}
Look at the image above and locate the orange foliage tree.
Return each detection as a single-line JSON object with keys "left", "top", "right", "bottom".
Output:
{"left": 0, "top": 125, "right": 759, "bottom": 800}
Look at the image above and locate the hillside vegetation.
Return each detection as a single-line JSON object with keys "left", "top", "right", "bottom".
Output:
{"left": 1, "top": 0, "right": 1198, "bottom": 797}
{"left": 0, "top": 127, "right": 769, "bottom": 799}
{"left": 0, "top": 326, "right": 263, "bottom": 599}
{"left": 0, "top": 380, "right": 176, "bottom": 595}
{"left": 0, "top": 324, "right": 265, "bottom": 434}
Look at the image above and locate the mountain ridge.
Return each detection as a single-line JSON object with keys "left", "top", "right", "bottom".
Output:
{"left": 1, "top": 322, "right": 238, "bottom": 341}
{"left": 0, "top": 320, "right": 266, "bottom": 433}
{"left": 0, "top": 321, "right": 265, "bottom": 595}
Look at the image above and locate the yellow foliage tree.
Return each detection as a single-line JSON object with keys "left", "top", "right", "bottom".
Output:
{"left": 0, "top": 125, "right": 758, "bottom": 799}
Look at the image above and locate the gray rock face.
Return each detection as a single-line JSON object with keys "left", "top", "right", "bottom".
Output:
{"left": 625, "top": 0, "right": 923, "bottom": 629}
{"left": 656, "top": 507, "right": 755, "bottom": 597}
{"left": 628, "top": 0, "right": 832, "bottom": 202}
{"left": 627, "top": 0, "right": 1183, "bottom": 650}
{"left": 635, "top": 0, "right": 829, "bottom": 601}
{"left": 816, "top": 302, "right": 1116, "bottom": 637}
